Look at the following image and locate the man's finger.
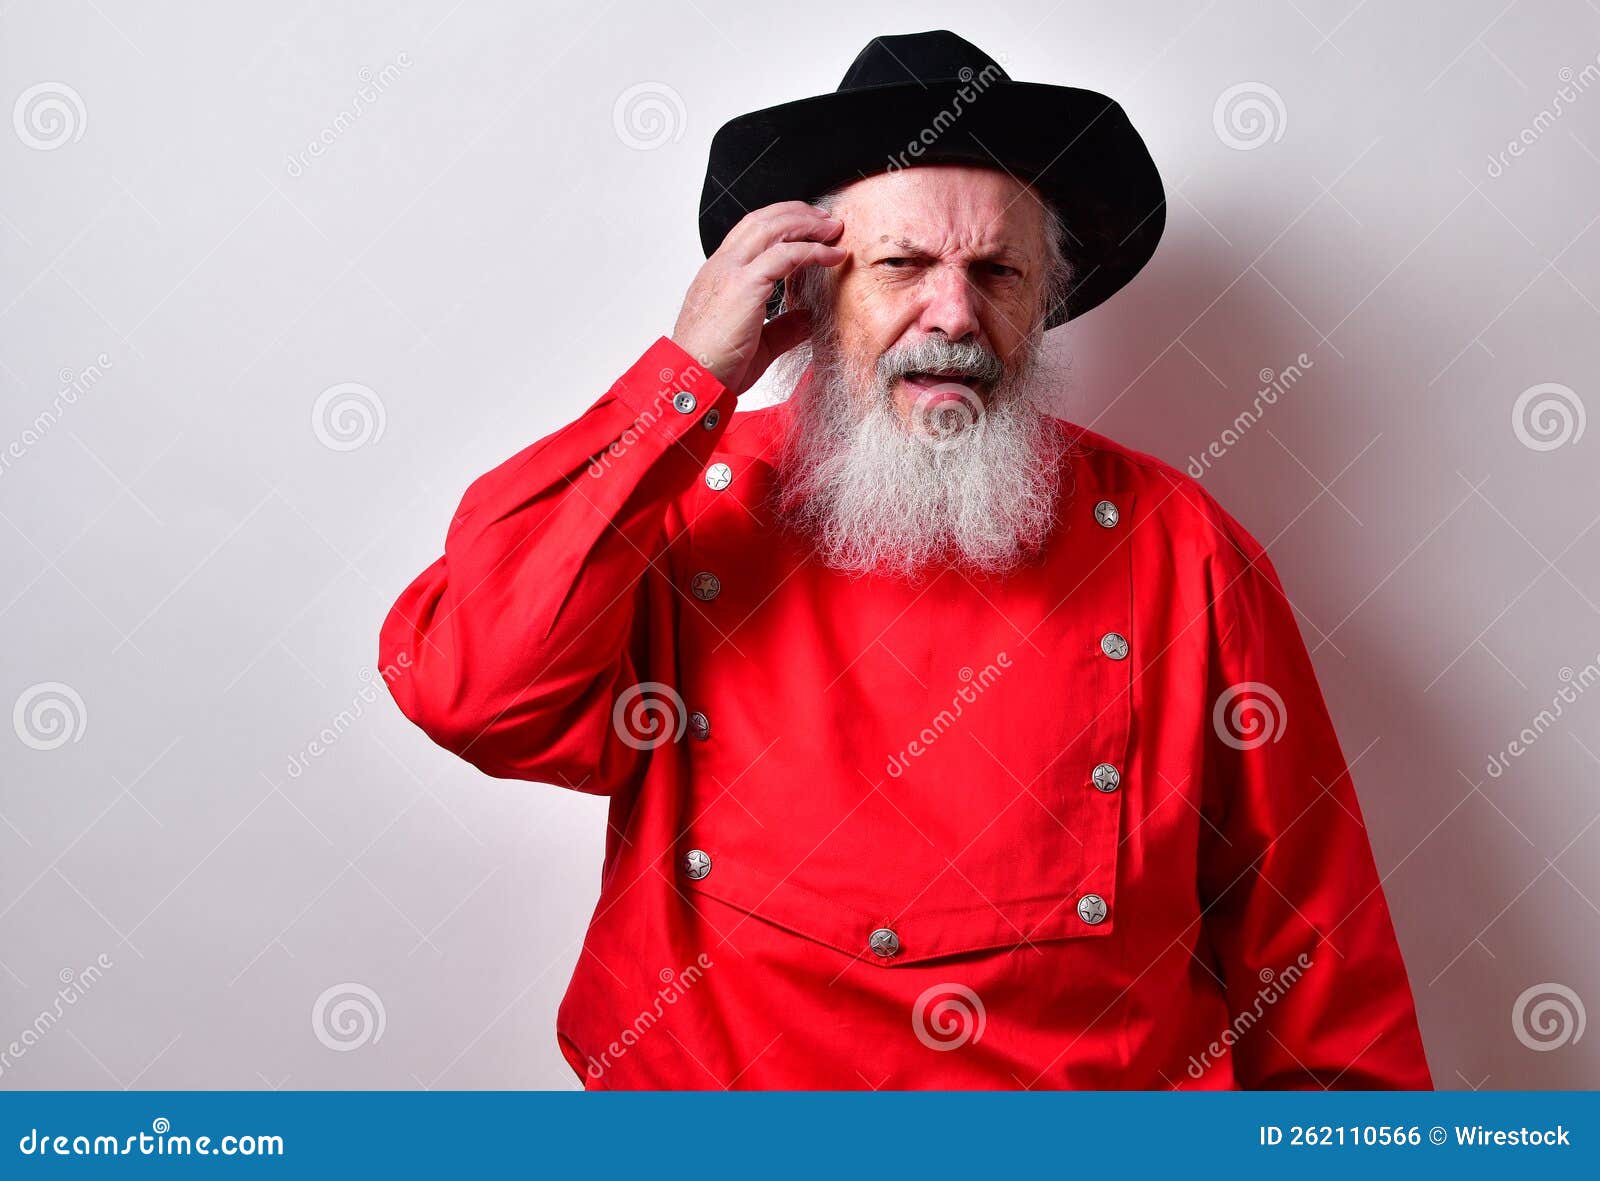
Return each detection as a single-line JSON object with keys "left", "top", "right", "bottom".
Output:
{"left": 723, "top": 200, "right": 833, "bottom": 248}
{"left": 750, "top": 239, "right": 847, "bottom": 285}
{"left": 722, "top": 207, "right": 842, "bottom": 265}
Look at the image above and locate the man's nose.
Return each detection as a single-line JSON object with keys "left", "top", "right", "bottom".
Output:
{"left": 917, "top": 266, "right": 982, "bottom": 342}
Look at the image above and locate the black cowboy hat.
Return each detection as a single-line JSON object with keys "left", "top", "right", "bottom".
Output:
{"left": 698, "top": 30, "right": 1166, "bottom": 327}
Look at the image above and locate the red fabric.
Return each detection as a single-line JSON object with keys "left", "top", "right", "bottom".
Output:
{"left": 379, "top": 336, "right": 1433, "bottom": 1090}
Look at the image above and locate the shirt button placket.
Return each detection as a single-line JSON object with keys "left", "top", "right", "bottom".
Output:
{"left": 687, "top": 570, "right": 720, "bottom": 748}
{"left": 1086, "top": 503, "right": 1128, "bottom": 930}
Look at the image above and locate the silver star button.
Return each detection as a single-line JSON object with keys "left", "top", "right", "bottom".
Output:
{"left": 690, "top": 572, "right": 721, "bottom": 601}
{"left": 705, "top": 462, "right": 732, "bottom": 491}
{"left": 1094, "top": 499, "right": 1120, "bottom": 528}
{"left": 1077, "top": 893, "right": 1108, "bottom": 925}
{"left": 683, "top": 849, "right": 711, "bottom": 880}
{"left": 1091, "top": 762, "right": 1121, "bottom": 793}
{"left": 869, "top": 927, "right": 901, "bottom": 958}
{"left": 1100, "top": 631, "right": 1129, "bottom": 660}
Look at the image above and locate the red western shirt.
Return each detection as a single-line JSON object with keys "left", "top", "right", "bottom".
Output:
{"left": 379, "top": 336, "right": 1433, "bottom": 1089}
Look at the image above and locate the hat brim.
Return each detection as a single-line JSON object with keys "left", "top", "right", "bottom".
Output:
{"left": 698, "top": 80, "right": 1165, "bottom": 327}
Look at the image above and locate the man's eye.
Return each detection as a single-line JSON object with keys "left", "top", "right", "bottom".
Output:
{"left": 981, "top": 262, "right": 1020, "bottom": 278}
{"left": 877, "top": 257, "right": 915, "bottom": 268}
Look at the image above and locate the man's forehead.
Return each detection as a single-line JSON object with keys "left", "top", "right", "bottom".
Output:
{"left": 834, "top": 166, "right": 1047, "bottom": 251}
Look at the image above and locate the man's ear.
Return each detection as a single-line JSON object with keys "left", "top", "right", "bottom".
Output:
{"left": 758, "top": 308, "right": 815, "bottom": 359}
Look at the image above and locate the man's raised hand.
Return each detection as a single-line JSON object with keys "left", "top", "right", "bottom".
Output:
{"left": 671, "top": 201, "right": 846, "bottom": 396}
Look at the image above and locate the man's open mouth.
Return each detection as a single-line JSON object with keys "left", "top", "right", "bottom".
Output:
{"left": 900, "top": 370, "right": 983, "bottom": 390}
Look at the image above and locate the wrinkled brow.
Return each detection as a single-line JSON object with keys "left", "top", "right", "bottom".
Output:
{"left": 883, "top": 236, "right": 1032, "bottom": 264}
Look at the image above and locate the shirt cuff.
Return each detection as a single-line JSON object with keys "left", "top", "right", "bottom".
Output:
{"left": 611, "top": 336, "right": 736, "bottom": 431}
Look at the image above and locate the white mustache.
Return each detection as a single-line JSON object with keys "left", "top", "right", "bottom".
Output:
{"left": 876, "top": 337, "right": 1006, "bottom": 388}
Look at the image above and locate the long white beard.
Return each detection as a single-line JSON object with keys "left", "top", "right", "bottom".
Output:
{"left": 772, "top": 332, "right": 1069, "bottom": 580}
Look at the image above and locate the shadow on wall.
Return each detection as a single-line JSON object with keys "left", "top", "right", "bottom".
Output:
{"left": 1041, "top": 230, "right": 1597, "bottom": 1091}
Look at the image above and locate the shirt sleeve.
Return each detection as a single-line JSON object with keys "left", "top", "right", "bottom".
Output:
{"left": 1197, "top": 536, "right": 1434, "bottom": 1090}
{"left": 377, "top": 336, "right": 735, "bottom": 791}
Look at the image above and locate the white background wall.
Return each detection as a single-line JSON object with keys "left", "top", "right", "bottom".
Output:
{"left": 2, "top": 0, "right": 1597, "bottom": 1089}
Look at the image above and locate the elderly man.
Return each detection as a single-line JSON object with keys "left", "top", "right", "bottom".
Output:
{"left": 380, "top": 30, "right": 1432, "bottom": 1089}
